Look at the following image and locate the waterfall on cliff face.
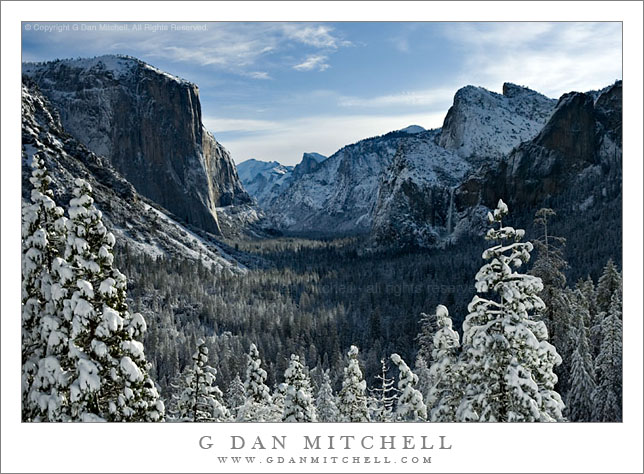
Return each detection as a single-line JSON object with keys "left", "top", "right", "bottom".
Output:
{"left": 447, "top": 187, "right": 455, "bottom": 234}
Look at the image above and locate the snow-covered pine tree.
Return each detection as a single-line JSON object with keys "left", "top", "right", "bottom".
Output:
{"left": 173, "top": 339, "right": 230, "bottom": 422}
{"left": 316, "top": 370, "right": 339, "bottom": 422}
{"left": 415, "top": 311, "right": 438, "bottom": 365}
{"left": 338, "top": 345, "right": 370, "bottom": 422}
{"left": 589, "top": 260, "right": 622, "bottom": 359}
{"left": 413, "top": 356, "right": 432, "bottom": 409}
{"left": 61, "top": 178, "right": 164, "bottom": 421}
{"left": 271, "top": 383, "right": 286, "bottom": 422}
{"left": 238, "top": 343, "right": 273, "bottom": 421}
{"left": 596, "top": 259, "right": 622, "bottom": 316}
{"left": 391, "top": 353, "right": 427, "bottom": 421}
{"left": 565, "top": 296, "right": 596, "bottom": 422}
{"left": 369, "top": 358, "right": 398, "bottom": 422}
{"left": 575, "top": 277, "right": 602, "bottom": 359}
{"left": 457, "top": 199, "right": 564, "bottom": 422}
{"left": 21, "top": 155, "right": 69, "bottom": 421}
{"left": 530, "top": 208, "right": 573, "bottom": 396}
{"left": 576, "top": 276, "right": 597, "bottom": 327}
{"left": 282, "top": 354, "right": 317, "bottom": 422}
{"left": 592, "top": 291, "right": 622, "bottom": 422}
{"left": 427, "top": 305, "right": 462, "bottom": 422}
{"left": 226, "top": 374, "right": 246, "bottom": 420}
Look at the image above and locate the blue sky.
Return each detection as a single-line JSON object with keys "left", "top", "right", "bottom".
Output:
{"left": 22, "top": 22, "right": 622, "bottom": 165}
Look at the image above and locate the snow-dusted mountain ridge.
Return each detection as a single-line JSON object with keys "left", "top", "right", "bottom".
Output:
{"left": 254, "top": 81, "right": 620, "bottom": 251}
{"left": 237, "top": 152, "right": 327, "bottom": 209}
{"left": 22, "top": 55, "right": 251, "bottom": 236}
{"left": 21, "top": 77, "right": 243, "bottom": 271}
{"left": 438, "top": 82, "right": 556, "bottom": 164}
{"left": 258, "top": 83, "right": 554, "bottom": 237}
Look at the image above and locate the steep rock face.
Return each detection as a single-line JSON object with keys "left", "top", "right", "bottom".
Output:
{"left": 21, "top": 79, "right": 242, "bottom": 271}
{"left": 22, "top": 55, "right": 250, "bottom": 235}
{"left": 369, "top": 131, "right": 471, "bottom": 248}
{"left": 267, "top": 132, "right": 411, "bottom": 233}
{"left": 455, "top": 81, "right": 622, "bottom": 211}
{"left": 439, "top": 83, "right": 556, "bottom": 164}
{"left": 292, "top": 152, "right": 326, "bottom": 179}
{"left": 370, "top": 82, "right": 620, "bottom": 250}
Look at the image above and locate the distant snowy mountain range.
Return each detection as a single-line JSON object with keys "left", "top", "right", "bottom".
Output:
{"left": 22, "top": 54, "right": 622, "bottom": 257}
{"left": 237, "top": 152, "right": 327, "bottom": 208}
{"left": 237, "top": 80, "right": 620, "bottom": 252}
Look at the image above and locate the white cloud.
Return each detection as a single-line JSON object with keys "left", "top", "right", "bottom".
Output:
{"left": 203, "top": 116, "right": 278, "bottom": 133}
{"left": 444, "top": 22, "right": 622, "bottom": 98}
{"left": 28, "top": 22, "right": 351, "bottom": 78}
{"left": 280, "top": 23, "right": 351, "bottom": 49}
{"left": 247, "top": 71, "right": 271, "bottom": 80}
{"left": 338, "top": 87, "right": 455, "bottom": 108}
{"left": 293, "top": 54, "right": 330, "bottom": 72}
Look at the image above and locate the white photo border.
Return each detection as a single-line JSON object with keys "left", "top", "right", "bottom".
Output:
{"left": 2, "top": 2, "right": 642, "bottom": 473}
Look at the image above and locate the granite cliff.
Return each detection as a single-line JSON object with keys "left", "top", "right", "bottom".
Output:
{"left": 22, "top": 55, "right": 250, "bottom": 235}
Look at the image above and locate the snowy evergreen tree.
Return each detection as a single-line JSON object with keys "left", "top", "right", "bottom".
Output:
{"left": 226, "top": 374, "right": 246, "bottom": 420}
{"left": 369, "top": 358, "right": 398, "bottom": 422}
{"left": 338, "top": 345, "right": 370, "bottom": 422}
{"left": 238, "top": 343, "right": 273, "bottom": 421}
{"left": 530, "top": 208, "right": 573, "bottom": 395}
{"left": 596, "top": 259, "right": 622, "bottom": 316}
{"left": 315, "top": 370, "right": 339, "bottom": 422}
{"left": 172, "top": 339, "right": 229, "bottom": 422}
{"left": 592, "top": 291, "right": 622, "bottom": 422}
{"left": 590, "top": 260, "right": 622, "bottom": 360}
{"left": 565, "top": 298, "right": 596, "bottom": 422}
{"left": 21, "top": 156, "right": 69, "bottom": 421}
{"left": 413, "top": 356, "right": 432, "bottom": 409}
{"left": 61, "top": 179, "right": 164, "bottom": 421}
{"left": 458, "top": 199, "right": 564, "bottom": 422}
{"left": 576, "top": 276, "right": 597, "bottom": 327}
{"left": 415, "top": 311, "right": 438, "bottom": 365}
{"left": 576, "top": 277, "right": 603, "bottom": 359}
{"left": 271, "top": 383, "right": 286, "bottom": 422}
{"left": 282, "top": 354, "right": 317, "bottom": 422}
{"left": 427, "top": 305, "right": 462, "bottom": 422}
{"left": 391, "top": 353, "right": 427, "bottom": 421}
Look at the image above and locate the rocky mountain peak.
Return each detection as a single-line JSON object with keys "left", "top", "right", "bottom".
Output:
{"left": 439, "top": 83, "right": 556, "bottom": 164}
{"left": 399, "top": 124, "right": 426, "bottom": 134}
{"left": 502, "top": 82, "right": 545, "bottom": 99}
{"left": 293, "top": 152, "right": 327, "bottom": 178}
